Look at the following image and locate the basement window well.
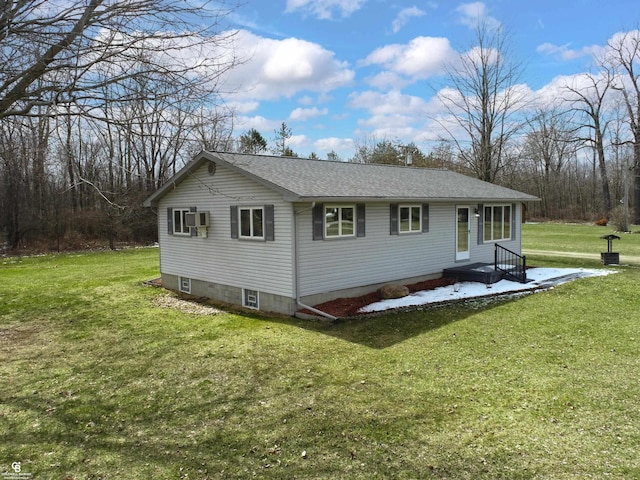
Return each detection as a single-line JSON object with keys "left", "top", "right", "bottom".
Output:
{"left": 179, "top": 276, "right": 191, "bottom": 294}
{"left": 243, "top": 289, "right": 259, "bottom": 309}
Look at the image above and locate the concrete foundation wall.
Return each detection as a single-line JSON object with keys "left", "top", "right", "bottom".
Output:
{"left": 162, "top": 271, "right": 442, "bottom": 317}
{"left": 161, "top": 273, "right": 298, "bottom": 316}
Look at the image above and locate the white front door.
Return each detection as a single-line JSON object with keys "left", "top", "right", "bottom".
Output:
{"left": 456, "top": 206, "right": 471, "bottom": 261}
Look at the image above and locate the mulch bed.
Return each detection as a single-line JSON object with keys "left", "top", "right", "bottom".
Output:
{"left": 301, "top": 277, "right": 456, "bottom": 318}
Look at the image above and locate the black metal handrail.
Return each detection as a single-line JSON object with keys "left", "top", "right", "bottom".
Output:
{"left": 494, "top": 243, "right": 527, "bottom": 283}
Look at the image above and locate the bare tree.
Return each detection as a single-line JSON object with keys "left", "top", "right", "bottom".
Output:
{"left": 604, "top": 29, "right": 640, "bottom": 223}
{"left": 437, "top": 21, "right": 525, "bottom": 183}
{"left": 564, "top": 72, "right": 613, "bottom": 217}
{"left": 0, "top": 0, "right": 242, "bottom": 250}
{"left": 521, "top": 107, "right": 578, "bottom": 217}
{"left": 189, "top": 106, "right": 236, "bottom": 155}
{"left": 0, "top": 0, "right": 238, "bottom": 119}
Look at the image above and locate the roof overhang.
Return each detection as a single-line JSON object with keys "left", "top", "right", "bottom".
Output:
{"left": 143, "top": 151, "right": 300, "bottom": 207}
{"left": 287, "top": 196, "right": 540, "bottom": 203}
{"left": 144, "top": 150, "right": 541, "bottom": 207}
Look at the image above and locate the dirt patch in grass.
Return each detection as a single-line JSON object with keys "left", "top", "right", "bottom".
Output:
{"left": 0, "top": 325, "right": 47, "bottom": 355}
{"left": 303, "top": 277, "right": 456, "bottom": 318}
{"left": 152, "top": 294, "right": 223, "bottom": 315}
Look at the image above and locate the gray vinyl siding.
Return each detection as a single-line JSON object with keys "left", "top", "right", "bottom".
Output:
{"left": 155, "top": 161, "right": 524, "bottom": 302}
{"left": 158, "top": 163, "right": 294, "bottom": 298}
{"left": 296, "top": 202, "right": 523, "bottom": 297}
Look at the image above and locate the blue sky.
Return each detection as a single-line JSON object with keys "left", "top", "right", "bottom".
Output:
{"left": 219, "top": 0, "right": 640, "bottom": 158}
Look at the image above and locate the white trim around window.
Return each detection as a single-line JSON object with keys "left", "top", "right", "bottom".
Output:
{"left": 483, "top": 204, "right": 512, "bottom": 242}
{"left": 399, "top": 204, "right": 422, "bottom": 233}
{"left": 239, "top": 206, "right": 265, "bottom": 240}
{"left": 172, "top": 208, "right": 192, "bottom": 236}
{"left": 243, "top": 288, "right": 259, "bottom": 309}
{"left": 324, "top": 205, "right": 355, "bottom": 238}
{"left": 178, "top": 276, "right": 191, "bottom": 294}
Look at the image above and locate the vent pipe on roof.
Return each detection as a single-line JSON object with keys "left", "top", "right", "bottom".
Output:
{"left": 406, "top": 152, "right": 413, "bottom": 166}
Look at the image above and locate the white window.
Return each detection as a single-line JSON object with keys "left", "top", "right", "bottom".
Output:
{"left": 179, "top": 276, "right": 191, "bottom": 294}
{"left": 324, "top": 205, "right": 355, "bottom": 238}
{"left": 172, "top": 208, "right": 192, "bottom": 236}
{"left": 483, "top": 205, "right": 512, "bottom": 242}
{"left": 399, "top": 205, "right": 422, "bottom": 233}
{"left": 243, "top": 289, "right": 259, "bottom": 309}
{"left": 239, "top": 207, "right": 264, "bottom": 239}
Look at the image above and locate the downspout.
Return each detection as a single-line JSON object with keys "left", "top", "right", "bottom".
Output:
{"left": 293, "top": 202, "right": 338, "bottom": 321}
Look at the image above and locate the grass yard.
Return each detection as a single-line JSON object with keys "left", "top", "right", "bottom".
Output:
{"left": 522, "top": 222, "right": 640, "bottom": 258}
{"left": 1, "top": 232, "right": 640, "bottom": 479}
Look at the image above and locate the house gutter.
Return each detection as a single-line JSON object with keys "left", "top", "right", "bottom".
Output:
{"left": 293, "top": 202, "right": 337, "bottom": 321}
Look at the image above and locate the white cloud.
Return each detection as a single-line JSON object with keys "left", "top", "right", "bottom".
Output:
{"left": 414, "top": 116, "right": 458, "bottom": 143}
{"left": 297, "top": 95, "right": 315, "bottom": 106}
{"left": 235, "top": 115, "right": 282, "bottom": 133}
{"left": 536, "top": 29, "right": 639, "bottom": 63}
{"left": 289, "top": 134, "right": 310, "bottom": 148}
{"left": 461, "top": 44, "right": 500, "bottom": 68}
{"left": 227, "top": 100, "right": 260, "bottom": 114}
{"left": 536, "top": 42, "right": 602, "bottom": 61}
{"left": 455, "top": 2, "right": 500, "bottom": 29}
{"left": 455, "top": 2, "right": 486, "bottom": 25}
{"left": 289, "top": 106, "right": 329, "bottom": 121}
{"left": 365, "top": 71, "right": 409, "bottom": 90}
{"left": 391, "top": 6, "right": 426, "bottom": 33}
{"left": 347, "top": 90, "right": 436, "bottom": 142}
{"left": 314, "top": 137, "right": 355, "bottom": 153}
{"left": 285, "top": 0, "right": 367, "bottom": 19}
{"left": 526, "top": 72, "right": 613, "bottom": 111}
{"left": 348, "top": 89, "right": 429, "bottom": 116}
{"left": 359, "top": 36, "right": 457, "bottom": 83}
{"left": 221, "top": 29, "right": 354, "bottom": 101}
{"left": 358, "top": 113, "right": 415, "bottom": 132}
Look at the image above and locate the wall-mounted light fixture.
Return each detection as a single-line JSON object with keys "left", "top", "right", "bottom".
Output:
{"left": 474, "top": 207, "right": 480, "bottom": 217}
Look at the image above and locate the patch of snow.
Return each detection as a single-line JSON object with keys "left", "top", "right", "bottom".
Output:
{"left": 359, "top": 268, "right": 616, "bottom": 313}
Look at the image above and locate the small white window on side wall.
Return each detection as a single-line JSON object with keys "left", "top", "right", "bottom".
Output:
{"left": 243, "top": 289, "right": 259, "bottom": 309}
{"left": 179, "top": 276, "right": 191, "bottom": 294}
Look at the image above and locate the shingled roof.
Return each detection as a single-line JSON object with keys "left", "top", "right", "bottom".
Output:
{"left": 144, "top": 151, "right": 539, "bottom": 206}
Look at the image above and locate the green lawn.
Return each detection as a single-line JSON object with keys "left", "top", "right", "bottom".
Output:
{"left": 522, "top": 222, "right": 640, "bottom": 257}
{"left": 1, "top": 237, "right": 640, "bottom": 479}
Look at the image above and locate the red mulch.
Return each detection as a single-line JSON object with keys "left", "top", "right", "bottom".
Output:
{"left": 301, "top": 277, "right": 456, "bottom": 318}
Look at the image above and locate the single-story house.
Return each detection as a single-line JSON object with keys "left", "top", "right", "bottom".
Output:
{"left": 143, "top": 151, "right": 539, "bottom": 318}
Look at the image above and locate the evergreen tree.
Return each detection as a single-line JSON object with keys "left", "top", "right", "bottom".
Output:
{"left": 238, "top": 128, "right": 267, "bottom": 154}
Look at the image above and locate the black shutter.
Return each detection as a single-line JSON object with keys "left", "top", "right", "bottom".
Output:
{"left": 190, "top": 206, "right": 197, "bottom": 237}
{"left": 312, "top": 203, "right": 324, "bottom": 240}
{"left": 422, "top": 203, "right": 429, "bottom": 233}
{"left": 389, "top": 203, "right": 398, "bottom": 235}
{"left": 230, "top": 206, "right": 238, "bottom": 239}
{"left": 167, "top": 207, "right": 173, "bottom": 235}
{"left": 477, "top": 204, "right": 484, "bottom": 244}
{"left": 356, "top": 204, "right": 366, "bottom": 237}
{"left": 264, "top": 204, "right": 275, "bottom": 241}
{"left": 511, "top": 203, "right": 516, "bottom": 240}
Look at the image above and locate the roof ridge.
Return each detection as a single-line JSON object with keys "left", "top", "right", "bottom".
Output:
{"left": 212, "top": 150, "right": 450, "bottom": 172}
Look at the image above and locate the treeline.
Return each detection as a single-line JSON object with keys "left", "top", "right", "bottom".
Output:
{"left": 0, "top": 108, "right": 635, "bottom": 252}
{"left": 0, "top": 106, "right": 633, "bottom": 250}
